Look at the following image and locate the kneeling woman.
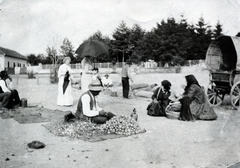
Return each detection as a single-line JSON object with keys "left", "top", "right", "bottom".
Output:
{"left": 178, "top": 75, "right": 217, "bottom": 121}
{"left": 147, "top": 80, "right": 172, "bottom": 116}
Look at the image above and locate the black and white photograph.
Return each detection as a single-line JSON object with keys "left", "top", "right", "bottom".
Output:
{"left": 0, "top": 0, "right": 240, "bottom": 167}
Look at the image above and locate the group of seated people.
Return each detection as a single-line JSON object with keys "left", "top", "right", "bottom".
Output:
{"left": 147, "top": 74, "right": 217, "bottom": 121}
{"left": 65, "top": 73, "right": 217, "bottom": 124}
{"left": 0, "top": 70, "right": 21, "bottom": 111}
{"left": 92, "top": 68, "right": 113, "bottom": 90}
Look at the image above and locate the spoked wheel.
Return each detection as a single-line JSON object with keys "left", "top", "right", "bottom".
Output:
{"left": 230, "top": 81, "right": 240, "bottom": 110}
{"left": 205, "top": 82, "right": 224, "bottom": 106}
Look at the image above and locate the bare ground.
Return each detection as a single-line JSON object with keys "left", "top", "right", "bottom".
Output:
{"left": 1, "top": 69, "right": 240, "bottom": 168}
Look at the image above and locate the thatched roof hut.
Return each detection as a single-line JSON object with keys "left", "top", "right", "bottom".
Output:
{"left": 205, "top": 35, "right": 240, "bottom": 71}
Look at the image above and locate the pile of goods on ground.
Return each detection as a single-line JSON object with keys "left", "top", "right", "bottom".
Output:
{"left": 46, "top": 115, "right": 145, "bottom": 139}
{"left": 51, "top": 121, "right": 105, "bottom": 139}
{"left": 103, "top": 116, "right": 143, "bottom": 135}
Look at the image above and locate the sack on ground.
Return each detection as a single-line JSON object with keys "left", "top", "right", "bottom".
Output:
{"left": 135, "top": 91, "right": 153, "bottom": 98}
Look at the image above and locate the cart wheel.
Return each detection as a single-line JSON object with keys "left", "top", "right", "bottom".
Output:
{"left": 230, "top": 81, "right": 240, "bottom": 110}
{"left": 205, "top": 83, "right": 223, "bottom": 106}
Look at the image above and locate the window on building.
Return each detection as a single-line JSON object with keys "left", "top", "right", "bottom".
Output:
{"left": 8, "top": 62, "right": 10, "bottom": 68}
{"left": 14, "top": 63, "right": 15, "bottom": 67}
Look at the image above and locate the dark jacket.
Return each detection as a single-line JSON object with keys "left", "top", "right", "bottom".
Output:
{"left": 183, "top": 84, "right": 205, "bottom": 104}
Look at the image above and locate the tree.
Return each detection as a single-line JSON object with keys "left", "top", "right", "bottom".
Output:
{"left": 213, "top": 21, "right": 223, "bottom": 39}
{"left": 59, "top": 37, "right": 77, "bottom": 63}
{"left": 191, "top": 16, "right": 213, "bottom": 60}
{"left": 128, "top": 24, "right": 145, "bottom": 63}
{"left": 27, "top": 54, "right": 40, "bottom": 65}
{"left": 139, "top": 17, "right": 193, "bottom": 65}
{"left": 111, "top": 21, "right": 131, "bottom": 62}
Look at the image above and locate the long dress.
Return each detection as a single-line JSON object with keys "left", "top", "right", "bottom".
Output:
{"left": 57, "top": 64, "right": 73, "bottom": 106}
{"left": 81, "top": 63, "right": 93, "bottom": 93}
{"left": 179, "top": 84, "right": 217, "bottom": 121}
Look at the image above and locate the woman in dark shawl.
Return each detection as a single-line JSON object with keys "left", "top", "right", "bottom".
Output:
{"left": 147, "top": 80, "right": 172, "bottom": 116}
{"left": 178, "top": 74, "right": 217, "bottom": 121}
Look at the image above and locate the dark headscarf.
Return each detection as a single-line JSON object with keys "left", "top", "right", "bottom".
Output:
{"left": 0, "top": 70, "right": 10, "bottom": 80}
{"left": 185, "top": 75, "right": 201, "bottom": 91}
{"left": 161, "top": 80, "right": 171, "bottom": 91}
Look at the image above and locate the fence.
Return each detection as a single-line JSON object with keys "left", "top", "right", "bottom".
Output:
{"left": 7, "top": 60, "right": 205, "bottom": 74}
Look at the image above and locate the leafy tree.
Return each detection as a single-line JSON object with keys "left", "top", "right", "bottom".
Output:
{"left": 88, "top": 30, "right": 110, "bottom": 43}
{"left": 59, "top": 37, "right": 77, "bottom": 63}
{"left": 38, "top": 54, "right": 52, "bottom": 64}
{"left": 46, "top": 46, "right": 62, "bottom": 65}
{"left": 89, "top": 31, "right": 112, "bottom": 63}
{"left": 137, "top": 31, "right": 156, "bottom": 62}
{"left": 236, "top": 32, "right": 240, "bottom": 37}
{"left": 140, "top": 17, "right": 193, "bottom": 65}
{"left": 27, "top": 54, "right": 41, "bottom": 65}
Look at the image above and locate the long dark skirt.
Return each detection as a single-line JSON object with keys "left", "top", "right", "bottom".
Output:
{"left": 147, "top": 101, "right": 167, "bottom": 117}
{"left": 9, "top": 89, "right": 21, "bottom": 107}
{"left": 179, "top": 96, "right": 217, "bottom": 121}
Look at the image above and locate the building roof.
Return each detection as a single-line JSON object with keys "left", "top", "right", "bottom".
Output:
{"left": 0, "top": 46, "right": 28, "bottom": 60}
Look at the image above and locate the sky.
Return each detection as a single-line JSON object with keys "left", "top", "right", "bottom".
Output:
{"left": 0, "top": 0, "right": 240, "bottom": 56}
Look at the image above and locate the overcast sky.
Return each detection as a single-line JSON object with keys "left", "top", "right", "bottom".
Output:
{"left": 0, "top": 0, "right": 240, "bottom": 56}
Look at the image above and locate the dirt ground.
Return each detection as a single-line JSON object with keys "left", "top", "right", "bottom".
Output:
{"left": 1, "top": 67, "right": 240, "bottom": 168}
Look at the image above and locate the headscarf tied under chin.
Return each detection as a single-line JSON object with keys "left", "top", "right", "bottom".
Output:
{"left": 161, "top": 80, "right": 171, "bottom": 91}
{"left": 185, "top": 75, "right": 201, "bottom": 91}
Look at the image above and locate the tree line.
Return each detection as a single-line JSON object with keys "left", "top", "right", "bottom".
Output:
{"left": 27, "top": 15, "right": 239, "bottom": 66}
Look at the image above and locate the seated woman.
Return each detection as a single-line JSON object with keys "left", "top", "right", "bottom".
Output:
{"left": 147, "top": 80, "right": 172, "bottom": 116}
{"left": 0, "top": 70, "right": 21, "bottom": 107}
{"left": 175, "top": 74, "right": 217, "bottom": 121}
{"left": 102, "top": 74, "right": 113, "bottom": 90}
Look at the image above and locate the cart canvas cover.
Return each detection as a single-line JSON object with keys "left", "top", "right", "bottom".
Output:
{"left": 205, "top": 36, "right": 240, "bottom": 71}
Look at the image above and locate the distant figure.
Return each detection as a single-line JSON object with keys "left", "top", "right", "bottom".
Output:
{"left": 92, "top": 67, "right": 102, "bottom": 86}
{"left": 81, "top": 57, "right": 93, "bottom": 93}
{"left": 102, "top": 74, "right": 113, "bottom": 90}
{"left": 0, "top": 70, "right": 20, "bottom": 108}
{"left": 121, "top": 60, "right": 134, "bottom": 99}
{"left": 57, "top": 57, "right": 73, "bottom": 106}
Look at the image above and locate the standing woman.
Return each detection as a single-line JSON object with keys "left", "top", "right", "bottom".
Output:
{"left": 81, "top": 57, "right": 93, "bottom": 93}
{"left": 57, "top": 57, "right": 73, "bottom": 106}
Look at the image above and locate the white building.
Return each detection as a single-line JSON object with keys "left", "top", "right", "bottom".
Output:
{"left": 0, "top": 46, "right": 28, "bottom": 72}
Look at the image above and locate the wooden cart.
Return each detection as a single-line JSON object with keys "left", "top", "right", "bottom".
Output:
{"left": 205, "top": 35, "right": 240, "bottom": 109}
